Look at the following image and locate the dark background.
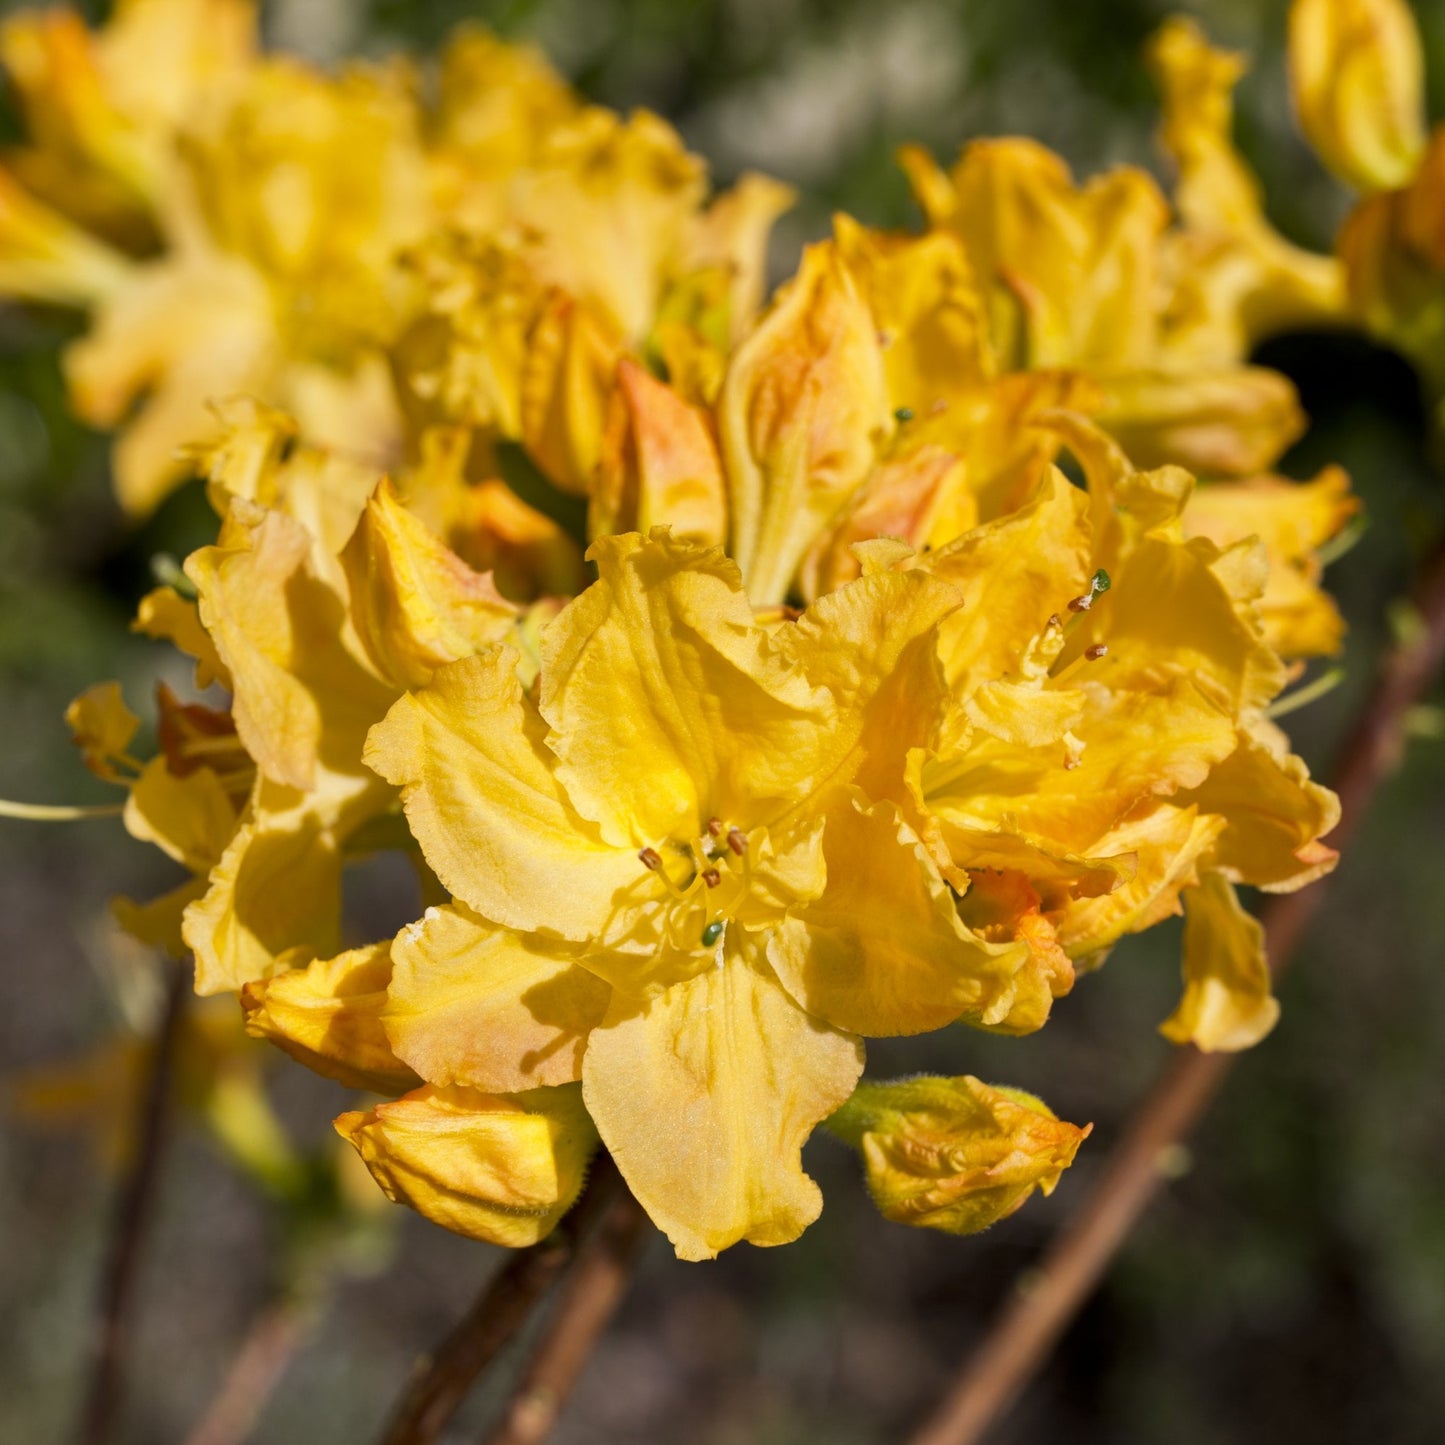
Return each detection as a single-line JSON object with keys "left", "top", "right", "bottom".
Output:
{"left": 2, "top": 1, "right": 1444, "bottom": 1441}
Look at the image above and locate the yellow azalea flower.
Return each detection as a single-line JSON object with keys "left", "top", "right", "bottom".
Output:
{"left": 427, "top": 27, "right": 580, "bottom": 233}
{"left": 825, "top": 1076, "right": 1091, "bottom": 1236}
{"left": 1289, "top": 0, "right": 1427, "bottom": 193}
{"left": 908, "top": 416, "right": 1337, "bottom": 1037}
{"left": 134, "top": 405, "right": 530, "bottom": 995}
{"left": 335, "top": 1084, "right": 597, "bottom": 1249}
{"left": 397, "top": 136, "right": 793, "bottom": 502}
{"left": 0, "top": 0, "right": 255, "bottom": 245}
{"left": 897, "top": 122, "right": 1321, "bottom": 479}
{"left": 1147, "top": 16, "right": 1345, "bottom": 361}
{"left": 360, "top": 529, "right": 1046, "bottom": 1258}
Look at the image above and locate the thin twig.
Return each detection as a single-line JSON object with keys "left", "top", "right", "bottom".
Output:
{"left": 378, "top": 1155, "right": 627, "bottom": 1445}
{"left": 481, "top": 1186, "right": 651, "bottom": 1445}
{"left": 182, "top": 1296, "right": 316, "bottom": 1445}
{"left": 908, "top": 531, "right": 1445, "bottom": 1445}
{"left": 76, "top": 956, "right": 190, "bottom": 1445}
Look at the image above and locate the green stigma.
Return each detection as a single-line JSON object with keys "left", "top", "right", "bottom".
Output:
{"left": 701, "top": 920, "right": 724, "bottom": 947}
{"left": 893, "top": 406, "right": 915, "bottom": 423}
{"left": 1091, "top": 567, "right": 1112, "bottom": 595}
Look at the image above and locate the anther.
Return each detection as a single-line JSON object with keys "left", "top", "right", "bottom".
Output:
{"left": 727, "top": 827, "right": 747, "bottom": 856}
{"left": 1085, "top": 643, "right": 1108, "bottom": 661}
{"left": 638, "top": 847, "right": 663, "bottom": 871}
{"left": 1067, "top": 593, "right": 1093, "bottom": 613}
{"left": 702, "top": 868, "right": 721, "bottom": 888}
{"left": 706, "top": 817, "right": 723, "bottom": 837}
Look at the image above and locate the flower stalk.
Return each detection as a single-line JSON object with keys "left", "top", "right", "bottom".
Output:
{"left": 76, "top": 956, "right": 189, "bottom": 1445}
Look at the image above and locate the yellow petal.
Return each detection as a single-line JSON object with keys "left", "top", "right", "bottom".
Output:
{"left": 385, "top": 903, "right": 611, "bottom": 1093}
{"left": 901, "top": 138, "right": 1168, "bottom": 372}
{"left": 1178, "top": 719, "right": 1340, "bottom": 892}
{"left": 1097, "top": 366, "right": 1305, "bottom": 478}
{"left": 342, "top": 478, "right": 518, "bottom": 690}
{"left": 582, "top": 950, "right": 863, "bottom": 1260}
{"left": 923, "top": 678, "right": 1237, "bottom": 860}
{"left": 1084, "top": 533, "right": 1288, "bottom": 718}
{"left": 799, "top": 444, "right": 971, "bottom": 601}
{"left": 1160, "top": 871, "right": 1279, "bottom": 1051}
{"left": 123, "top": 756, "right": 237, "bottom": 873}
{"left": 335, "top": 1082, "right": 598, "bottom": 1248}
{"left": 1147, "top": 17, "right": 1344, "bottom": 348}
{"left": 1052, "top": 804, "right": 1227, "bottom": 961}
{"left": 718, "top": 241, "right": 891, "bottom": 603}
{"left": 685, "top": 171, "right": 796, "bottom": 342}
{"left": 364, "top": 648, "right": 641, "bottom": 940}
{"left": 1289, "top": 0, "right": 1427, "bottom": 192}
{"left": 0, "top": 167, "right": 133, "bottom": 305}
{"left": 520, "top": 290, "right": 624, "bottom": 495}
{"left": 64, "top": 251, "right": 275, "bottom": 516}
{"left": 242, "top": 941, "right": 420, "bottom": 1094}
{"left": 827, "top": 1074, "right": 1090, "bottom": 1235}
{"left": 133, "top": 586, "right": 230, "bottom": 691}
{"left": 183, "top": 767, "right": 390, "bottom": 995}
{"left": 186, "top": 499, "right": 391, "bottom": 791}
{"left": 509, "top": 107, "right": 707, "bottom": 340}
{"left": 538, "top": 530, "right": 828, "bottom": 845}
{"left": 924, "top": 469, "right": 1092, "bottom": 697}
{"left": 65, "top": 681, "right": 139, "bottom": 783}
{"left": 832, "top": 214, "right": 994, "bottom": 410}
{"left": 590, "top": 359, "right": 727, "bottom": 547}
{"left": 953, "top": 870, "right": 1077, "bottom": 1035}
{"left": 768, "top": 796, "right": 1014, "bottom": 1037}
{"left": 780, "top": 562, "right": 964, "bottom": 810}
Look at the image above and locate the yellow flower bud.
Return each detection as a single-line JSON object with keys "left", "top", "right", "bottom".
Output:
{"left": 827, "top": 1075, "right": 1090, "bottom": 1235}
{"left": 1290, "top": 0, "right": 1427, "bottom": 192}
{"left": 335, "top": 1083, "right": 598, "bottom": 1248}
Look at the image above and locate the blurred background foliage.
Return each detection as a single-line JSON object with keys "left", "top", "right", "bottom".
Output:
{"left": 1, "top": 1, "right": 1444, "bottom": 1442}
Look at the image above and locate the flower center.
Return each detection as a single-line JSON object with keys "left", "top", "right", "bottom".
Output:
{"left": 637, "top": 816, "right": 752, "bottom": 958}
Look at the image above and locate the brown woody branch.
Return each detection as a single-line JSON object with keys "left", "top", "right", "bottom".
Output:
{"left": 76, "top": 955, "right": 190, "bottom": 1445}
{"left": 907, "top": 530, "right": 1445, "bottom": 1445}
{"left": 378, "top": 1154, "right": 628, "bottom": 1445}
{"left": 480, "top": 1184, "right": 651, "bottom": 1445}
{"left": 182, "top": 1296, "right": 316, "bottom": 1445}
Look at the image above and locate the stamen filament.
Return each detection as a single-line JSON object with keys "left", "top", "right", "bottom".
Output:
{"left": 1051, "top": 643, "right": 1108, "bottom": 687}
{"left": 0, "top": 800, "right": 126, "bottom": 821}
{"left": 1266, "top": 666, "right": 1345, "bottom": 720}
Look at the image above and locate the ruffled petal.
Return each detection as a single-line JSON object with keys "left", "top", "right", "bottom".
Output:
{"left": 582, "top": 949, "right": 863, "bottom": 1260}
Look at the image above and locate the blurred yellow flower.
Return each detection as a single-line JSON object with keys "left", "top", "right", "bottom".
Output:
{"left": 1289, "top": 0, "right": 1427, "bottom": 193}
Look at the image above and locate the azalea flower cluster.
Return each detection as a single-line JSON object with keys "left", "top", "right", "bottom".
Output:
{"left": 8, "top": 0, "right": 1367, "bottom": 1261}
